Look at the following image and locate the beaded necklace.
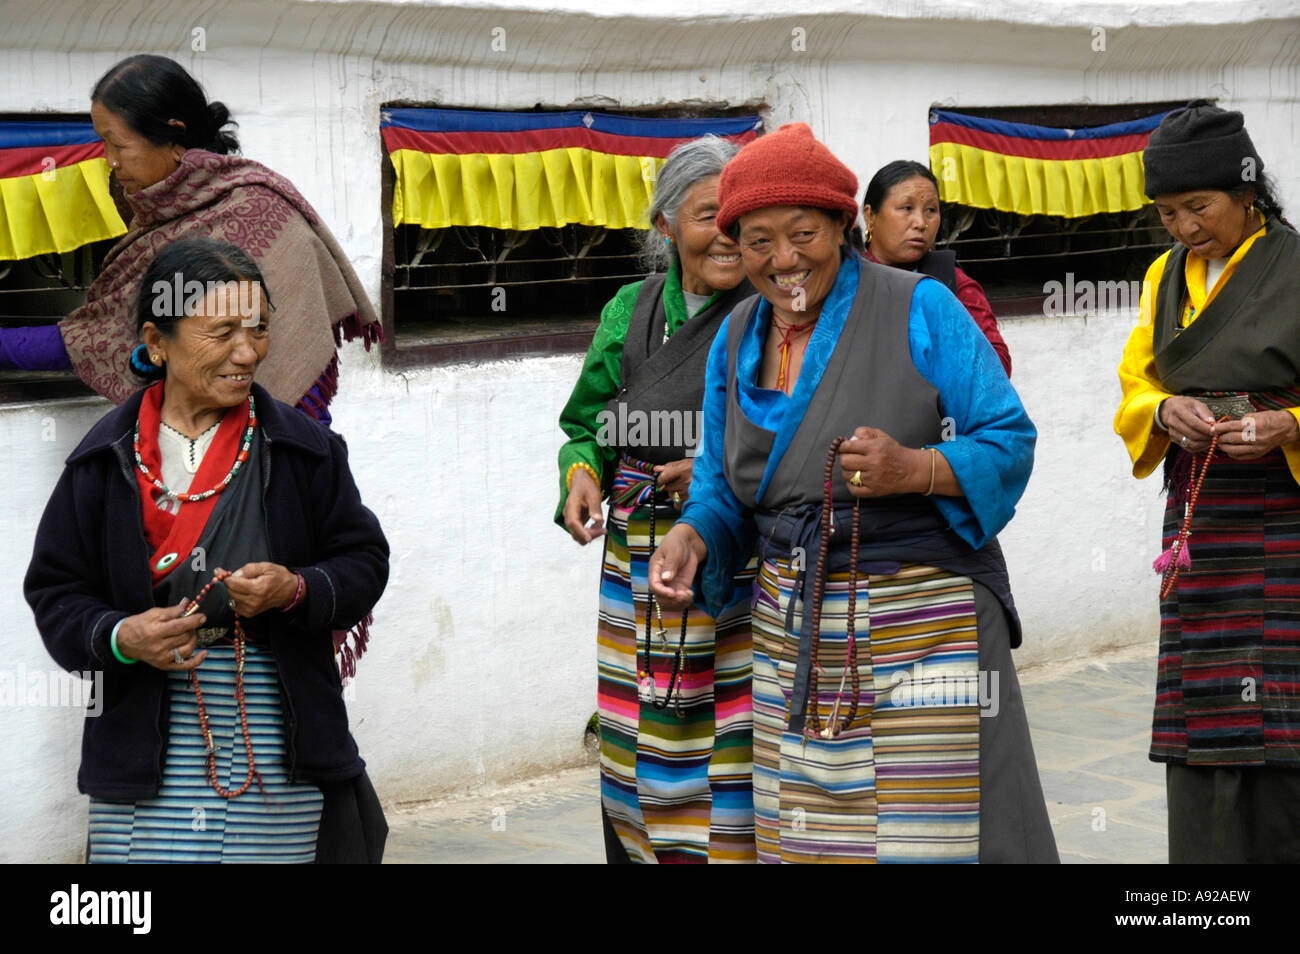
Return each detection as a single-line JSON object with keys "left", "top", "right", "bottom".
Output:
{"left": 135, "top": 394, "right": 256, "bottom": 503}
{"left": 806, "top": 437, "right": 862, "bottom": 740}
{"left": 183, "top": 568, "right": 262, "bottom": 798}
{"left": 637, "top": 473, "right": 688, "bottom": 718}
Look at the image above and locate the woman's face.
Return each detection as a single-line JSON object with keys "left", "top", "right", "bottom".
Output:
{"left": 91, "top": 100, "right": 183, "bottom": 195}
{"left": 737, "top": 206, "right": 845, "bottom": 321}
{"left": 144, "top": 281, "right": 269, "bottom": 413}
{"left": 1153, "top": 189, "right": 1257, "bottom": 260}
{"left": 660, "top": 175, "right": 743, "bottom": 296}
{"left": 865, "top": 175, "right": 940, "bottom": 266}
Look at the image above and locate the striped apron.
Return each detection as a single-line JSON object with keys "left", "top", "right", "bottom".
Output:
{"left": 597, "top": 456, "right": 756, "bottom": 862}
{"left": 89, "top": 644, "right": 323, "bottom": 863}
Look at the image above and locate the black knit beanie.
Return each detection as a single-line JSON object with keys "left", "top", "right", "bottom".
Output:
{"left": 1142, "top": 100, "right": 1263, "bottom": 198}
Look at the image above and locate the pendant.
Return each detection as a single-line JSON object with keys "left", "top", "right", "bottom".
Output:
{"left": 654, "top": 628, "right": 668, "bottom": 647}
{"left": 156, "top": 552, "right": 179, "bottom": 572}
{"left": 638, "top": 673, "right": 655, "bottom": 703}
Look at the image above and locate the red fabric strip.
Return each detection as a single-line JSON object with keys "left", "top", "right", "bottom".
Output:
{"left": 382, "top": 125, "right": 757, "bottom": 159}
{"left": 0, "top": 141, "right": 105, "bottom": 180}
{"left": 928, "top": 121, "right": 1151, "bottom": 160}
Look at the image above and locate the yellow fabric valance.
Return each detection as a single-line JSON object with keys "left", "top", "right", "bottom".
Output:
{"left": 390, "top": 147, "right": 662, "bottom": 231}
{"left": 0, "top": 157, "right": 127, "bottom": 261}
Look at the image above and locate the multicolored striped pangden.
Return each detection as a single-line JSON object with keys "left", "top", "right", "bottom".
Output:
{"left": 0, "top": 121, "right": 127, "bottom": 261}
{"left": 928, "top": 108, "right": 1170, "bottom": 219}
{"left": 597, "top": 456, "right": 756, "bottom": 863}
{"left": 1153, "top": 442, "right": 1300, "bottom": 767}
{"left": 381, "top": 108, "right": 761, "bottom": 232}
{"left": 751, "top": 560, "right": 981, "bottom": 863}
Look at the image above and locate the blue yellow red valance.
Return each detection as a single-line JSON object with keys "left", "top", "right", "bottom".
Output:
{"left": 928, "top": 109, "right": 1170, "bottom": 218}
{"left": 382, "top": 108, "right": 762, "bottom": 231}
{"left": 0, "top": 121, "right": 127, "bottom": 261}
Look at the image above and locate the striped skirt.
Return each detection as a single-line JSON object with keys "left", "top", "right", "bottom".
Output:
{"left": 1154, "top": 449, "right": 1300, "bottom": 766}
{"left": 597, "top": 464, "right": 756, "bottom": 863}
{"left": 752, "top": 558, "right": 982, "bottom": 863}
{"left": 89, "top": 644, "right": 324, "bottom": 863}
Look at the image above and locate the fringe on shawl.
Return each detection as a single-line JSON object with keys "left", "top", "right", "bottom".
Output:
{"left": 335, "top": 311, "right": 384, "bottom": 351}
{"left": 334, "top": 613, "right": 373, "bottom": 683}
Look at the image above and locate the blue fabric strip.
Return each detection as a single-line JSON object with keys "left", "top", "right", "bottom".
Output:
{"left": 929, "top": 108, "right": 1170, "bottom": 141}
{"left": 0, "top": 121, "right": 99, "bottom": 149}
{"left": 382, "top": 107, "right": 762, "bottom": 138}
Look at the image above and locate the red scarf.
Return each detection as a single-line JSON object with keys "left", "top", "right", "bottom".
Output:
{"left": 135, "top": 382, "right": 251, "bottom": 584}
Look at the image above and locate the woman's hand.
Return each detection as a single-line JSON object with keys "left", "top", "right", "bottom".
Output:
{"left": 219, "top": 563, "right": 300, "bottom": 616}
{"left": 562, "top": 468, "right": 605, "bottom": 544}
{"left": 1159, "top": 396, "right": 1216, "bottom": 453}
{"left": 654, "top": 458, "right": 694, "bottom": 509}
{"left": 648, "top": 524, "right": 707, "bottom": 612}
{"left": 1214, "top": 410, "right": 1300, "bottom": 460}
{"left": 837, "top": 427, "right": 927, "bottom": 497}
{"left": 115, "top": 600, "right": 209, "bottom": 671}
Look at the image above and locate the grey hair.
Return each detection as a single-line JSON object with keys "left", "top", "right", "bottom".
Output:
{"left": 639, "top": 134, "right": 740, "bottom": 270}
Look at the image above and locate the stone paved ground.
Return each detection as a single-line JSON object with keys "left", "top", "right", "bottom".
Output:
{"left": 385, "top": 643, "right": 1163, "bottom": 864}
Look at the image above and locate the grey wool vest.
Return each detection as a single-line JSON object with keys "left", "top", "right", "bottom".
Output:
{"left": 723, "top": 259, "right": 941, "bottom": 510}
{"left": 604, "top": 275, "right": 755, "bottom": 465}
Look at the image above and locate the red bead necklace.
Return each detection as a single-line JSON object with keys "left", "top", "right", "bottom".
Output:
{"left": 183, "top": 567, "right": 262, "bottom": 799}
{"left": 1155, "top": 424, "right": 1224, "bottom": 600}
{"left": 806, "top": 437, "right": 862, "bottom": 740}
{"left": 134, "top": 394, "right": 257, "bottom": 503}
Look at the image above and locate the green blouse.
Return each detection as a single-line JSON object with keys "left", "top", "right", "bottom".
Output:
{"left": 554, "top": 259, "right": 719, "bottom": 526}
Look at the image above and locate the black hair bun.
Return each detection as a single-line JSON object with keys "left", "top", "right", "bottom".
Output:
{"left": 206, "top": 100, "right": 240, "bottom": 155}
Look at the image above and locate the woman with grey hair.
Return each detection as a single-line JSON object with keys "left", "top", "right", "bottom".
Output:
{"left": 555, "top": 134, "right": 757, "bottom": 862}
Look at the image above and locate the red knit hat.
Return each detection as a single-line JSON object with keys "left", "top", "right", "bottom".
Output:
{"left": 716, "top": 123, "right": 859, "bottom": 233}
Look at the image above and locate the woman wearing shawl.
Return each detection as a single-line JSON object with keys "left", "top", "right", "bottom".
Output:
{"left": 0, "top": 54, "right": 379, "bottom": 425}
{"left": 1114, "top": 102, "right": 1300, "bottom": 862}
{"left": 25, "top": 237, "right": 389, "bottom": 863}
{"left": 649, "top": 124, "right": 1057, "bottom": 863}
{"left": 556, "top": 135, "right": 757, "bottom": 863}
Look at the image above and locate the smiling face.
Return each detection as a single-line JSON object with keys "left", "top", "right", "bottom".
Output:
{"left": 143, "top": 281, "right": 269, "bottom": 423}
{"left": 659, "top": 175, "right": 744, "bottom": 296}
{"left": 1153, "top": 189, "right": 1257, "bottom": 260}
{"left": 91, "top": 100, "right": 183, "bottom": 195}
{"left": 865, "top": 175, "right": 940, "bottom": 267}
{"left": 737, "top": 206, "right": 845, "bottom": 323}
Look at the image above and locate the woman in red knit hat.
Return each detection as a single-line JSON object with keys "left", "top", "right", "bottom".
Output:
{"left": 648, "top": 123, "right": 1057, "bottom": 863}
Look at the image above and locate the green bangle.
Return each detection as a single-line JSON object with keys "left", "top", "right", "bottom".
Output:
{"left": 110, "top": 625, "right": 137, "bottom": 665}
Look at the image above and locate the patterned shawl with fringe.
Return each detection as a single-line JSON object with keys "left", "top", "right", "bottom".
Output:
{"left": 59, "top": 149, "right": 380, "bottom": 407}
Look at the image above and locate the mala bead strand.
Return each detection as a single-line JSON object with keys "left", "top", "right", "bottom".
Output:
{"left": 186, "top": 568, "right": 263, "bottom": 799}
{"left": 1156, "top": 421, "right": 1225, "bottom": 601}
{"left": 638, "top": 472, "right": 689, "bottom": 717}
{"left": 806, "top": 437, "right": 862, "bottom": 741}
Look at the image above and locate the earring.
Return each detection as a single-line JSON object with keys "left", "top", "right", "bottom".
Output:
{"left": 151, "top": 353, "right": 161, "bottom": 364}
{"left": 664, "top": 236, "right": 672, "bottom": 245}
{"left": 864, "top": 228, "right": 873, "bottom": 245}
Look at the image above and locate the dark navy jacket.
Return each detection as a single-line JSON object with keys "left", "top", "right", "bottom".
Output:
{"left": 25, "top": 383, "right": 389, "bottom": 800}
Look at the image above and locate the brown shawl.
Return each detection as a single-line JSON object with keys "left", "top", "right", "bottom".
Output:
{"left": 60, "top": 149, "right": 380, "bottom": 406}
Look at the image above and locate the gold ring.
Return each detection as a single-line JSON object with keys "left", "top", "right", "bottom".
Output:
{"left": 850, "top": 470, "right": 863, "bottom": 486}
{"left": 672, "top": 491, "right": 682, "bottom": 505}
